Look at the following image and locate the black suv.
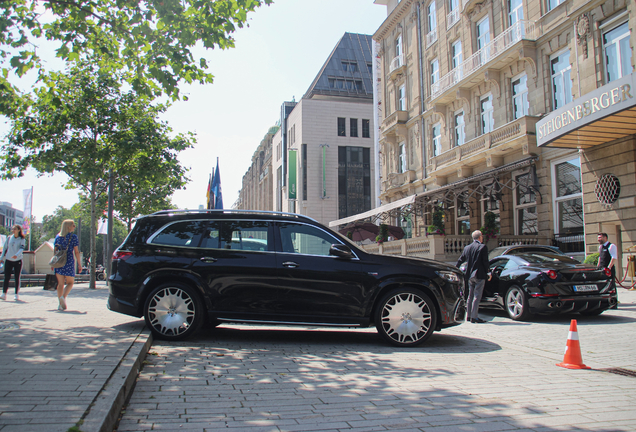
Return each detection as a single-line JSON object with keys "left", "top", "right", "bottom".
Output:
{"left": 108, "top": 210, "right": 466, "bottom": 347}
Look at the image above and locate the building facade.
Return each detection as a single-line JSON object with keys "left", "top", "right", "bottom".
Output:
{"left": 327, "top": 0, "right": 635, "bottom": 270}
{"left": 235, "top": 125, "right": 278, "bottom": 211}
{"left": 238, "top": 33, "right": 377, "bottom": 227}
{"left": 0, "top": 202, "right": 24, "bottom": 230}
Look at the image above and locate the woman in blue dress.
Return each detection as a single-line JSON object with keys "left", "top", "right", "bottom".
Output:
{"left": 54, "top": 219, "right": 82, "bottom": 311}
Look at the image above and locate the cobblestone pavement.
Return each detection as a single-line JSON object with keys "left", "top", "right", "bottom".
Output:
{"left": 0, "top": 283, "right": 148, "bottom": 432}
{"left": 118, "top": 289, "right": 636, "bottom": 432}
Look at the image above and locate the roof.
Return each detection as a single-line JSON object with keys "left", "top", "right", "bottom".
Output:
{"left": 303, "top": 33, "right": 374, "bottom": 100}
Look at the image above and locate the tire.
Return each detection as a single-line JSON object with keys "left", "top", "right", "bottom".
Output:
{"left": 143, "top": 282, "right": 204, "bottom": 341}
{"left": 97, "top": 272, "right": 105, "bottom": 281}
{"left": 374, "top": 288, "right": 437, "bottom": 347}
{"left": 505, "top": 286, "right": 531, "bottom": 321}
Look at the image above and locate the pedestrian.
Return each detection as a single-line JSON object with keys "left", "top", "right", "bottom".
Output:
{"left": 597, "top": 232, "right": 618, "bottom": 280}
{"left": 456, "top": 229, "right": 491, "bottom": 323}
{"left": 1, "top": 225, "right": 26, "bottom": 301}
{"left": 53, "top": 219, "right": 82, "bottom": 311}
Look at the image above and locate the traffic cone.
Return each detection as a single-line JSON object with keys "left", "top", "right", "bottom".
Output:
{"left": 556, "top": 319, "right": 590, "bottom": 370}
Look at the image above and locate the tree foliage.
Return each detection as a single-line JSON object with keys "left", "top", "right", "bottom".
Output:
{"left": 0, "top": 0, "right": 272, "bottom": 105}
{"left": 1, "top": 63, "right": 193, "bottom": 286}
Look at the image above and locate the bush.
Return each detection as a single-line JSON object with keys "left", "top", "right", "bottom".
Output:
{"left": 583, "top": 253, "right": 599, "bottom": 266}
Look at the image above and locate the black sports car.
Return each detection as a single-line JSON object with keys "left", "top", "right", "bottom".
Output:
{"left": 480, "top": 253, "right": 617, "bottom": 320}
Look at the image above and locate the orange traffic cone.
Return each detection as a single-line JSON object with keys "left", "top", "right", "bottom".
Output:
{"left": 556, "top": 319, "right": 590, "bottom": 369}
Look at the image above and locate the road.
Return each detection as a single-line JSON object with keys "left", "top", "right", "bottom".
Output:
{"left": 116, "top": 289, "right": 636, "bottom": 432}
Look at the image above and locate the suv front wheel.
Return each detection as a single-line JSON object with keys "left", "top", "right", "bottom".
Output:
{"left": 144, "top": 282, "right": 204, "bottom": 341}
{"left": 374, "top": 288, "right": 437, "bottom": 347}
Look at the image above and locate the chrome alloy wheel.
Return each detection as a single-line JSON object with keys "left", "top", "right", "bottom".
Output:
{"left": 147, "top": 287, "right": 196, "bottom": 337}
{"left": 380, "top": 292, "right": 433, "bottom": 345}
{"left": 506, "top": 286, "right": 526, "bottom": 320}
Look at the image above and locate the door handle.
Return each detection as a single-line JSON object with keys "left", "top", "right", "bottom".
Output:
{"left": 200, "top": 257, "right": 218, "bottom": 263}
{"left": 282, "top": 261, "right": 299, "bottom": 268}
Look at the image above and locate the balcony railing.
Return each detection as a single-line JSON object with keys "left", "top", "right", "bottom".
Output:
{"left": 426, "top": 29, "right": 438, "bottom": 48}
{"left": 389, "top": 54, "right": 404, "bottom": 75}
{"left": 430, "top": 20, "right": 537, "bottom": 100}
{"left": 447, "top": 9, "right": 460, "bottom": 30}
{"left": 430, "top": 116, "right": 539, "bottom": 170}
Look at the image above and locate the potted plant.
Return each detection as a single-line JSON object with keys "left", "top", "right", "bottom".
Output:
{"left": 376, "top": 223, "right": 389, "bottom": 244}
{"left": 480, "top": 211, "right": 499, "bottom": 242}
{"left": 426, "top": 205, "right": 446, "bottom": 236}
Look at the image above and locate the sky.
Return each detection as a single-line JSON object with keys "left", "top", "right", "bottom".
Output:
{"left": 0, "top": 0, "right": 388, "bottom": 222}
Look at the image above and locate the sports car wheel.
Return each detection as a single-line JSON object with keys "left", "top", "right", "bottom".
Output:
{"left": 505, "top": 286, "right": 531, "bottom": 321}
{"left": 144, "top": 283, "right": 204, "bottom": 341}
{"left": 375, "top": 288, "right": 437, "bottom": 347}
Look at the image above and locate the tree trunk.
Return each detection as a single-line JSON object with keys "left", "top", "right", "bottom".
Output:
{"left": 89, "top": 179, "right": 97, "bottom": 289}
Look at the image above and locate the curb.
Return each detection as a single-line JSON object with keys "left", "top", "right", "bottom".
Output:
{"left": 80, "top": 328, "right": 153, "bottom": 432}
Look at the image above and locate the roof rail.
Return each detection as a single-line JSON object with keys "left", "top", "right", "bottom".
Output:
{"left": 149, "top": 209, "right": 319, "bottom": 223}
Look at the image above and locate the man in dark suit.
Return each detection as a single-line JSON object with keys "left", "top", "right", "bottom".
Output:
{"left": 456, "top": 230, "right": 491, "bottom": 323}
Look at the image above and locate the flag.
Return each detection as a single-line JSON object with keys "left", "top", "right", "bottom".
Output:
{"left": 22, "top": 188, "right": 32, "bottom": 235}
{"left": 212, "top": 158, "right": 223, "bottom": 209}
{"left": 97, "top": 211, "right": 108, "bottom": 235}
{"left": 206, "top": 173, "right": 212, "bottom": 209}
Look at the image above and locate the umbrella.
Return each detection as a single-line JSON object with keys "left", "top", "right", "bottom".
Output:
{"left": 386, "top": 225, "right": 405, "bottom": 240}
{"left": 339, "top": 222, "right": 379, "bottom": 242}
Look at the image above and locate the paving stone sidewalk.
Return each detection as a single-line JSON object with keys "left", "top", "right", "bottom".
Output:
{"left": 0, "top": 282, "right": 150, "bottom": 432}
{"left": 119, "top": 289, "right": 636, "bottom": 432}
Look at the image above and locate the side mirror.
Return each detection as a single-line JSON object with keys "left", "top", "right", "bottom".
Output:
{"left": 330, "top": 244, "right": 353, "bottom": 259}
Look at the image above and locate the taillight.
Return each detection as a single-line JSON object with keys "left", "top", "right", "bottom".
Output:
{"left": 113, "top": 251, "right": 133, "bottom": 261}
{"left": 543, "top": 270, "right": 558, "bottom": 280}
{"left": 603, "top": 267, "right": 612, "bottom": 277}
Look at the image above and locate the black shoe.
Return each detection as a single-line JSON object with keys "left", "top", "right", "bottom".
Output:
{"left": 471, "top": 318, "right": 487, "bottom": 323}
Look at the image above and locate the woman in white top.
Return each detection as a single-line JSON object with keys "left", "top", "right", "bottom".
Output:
{"left": 1, "top": 225, "right": 26, "bottom": 301}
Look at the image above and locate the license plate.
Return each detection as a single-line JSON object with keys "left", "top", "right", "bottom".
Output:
{"left": 573, "top": 284, "right": 598, "bottom": 292}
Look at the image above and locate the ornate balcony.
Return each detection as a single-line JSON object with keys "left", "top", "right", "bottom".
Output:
{"left": 389, "top": 54, "right": 405, "bottom": 79}
{"left": 426, "top": 29, "right": 438, "bottom": 48}
{"left": 446, "top": 8, "right": 460, "bottom": 30}
{"left": 430, "top": 116, "right": 540, "bottom": 172}
{"left": 430, "top": 20, "right": 537, "bottom": 104}
{"left": 384, "top": 170, "right": 417, "bottom": 192}
{"left": 381, "top": 110, "right": 409, "bottom": 136}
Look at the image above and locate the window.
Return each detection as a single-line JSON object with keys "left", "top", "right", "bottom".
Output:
{"left": 431, "top": 59, "right": 440, "bottom": 85}
{"left": 398, "top": 84, "right": 406, "bottom": 111}
{"left": 350, "top": 118, "right": 358, "bottom": 137}
{"left": 512, "top": 74, "right": 529, "bottom": 119}
{"left": 395, "top": 34, "right": 403, "bottom": 59}
{"left": 480, "top": 94, "right": 494, "bottom": 134}
{"left": 551, "top": 50, "right": 573, "bottom": 110}
{"left": 477, "top": 17, "right": 491, "bottom": 63}
{"left": 515, "top": 173, "right": 537, "bottom": 235}
{"left": 448, "top": 0, "right": 460, "bottom": 29}
{"left": 432, "top": 123, "right": 442, "bottom": 156}
{"left": 338, "top": 147, "right": 371, "bottom": 218}
{"left": 329, "top": 78, "right": 363, "bottom": 90}
{"left": 428, "top": 1, "right": 437, "bottom": 34}
{"left": 451, "top": 40, "right": 462, "bottom": 69}
{"left": 337, "top": 117, "right": 346, "bottom": 137}
{"left": 454, "top": 111, "right": 465, "bottom": 146}
{"left": 398, "top": 142, "right": 407, "bottom": 173}
{"left": 548, "top": 0, "right": 566, "bottom": 12}
{"left": 482, "top": 190, "right": 501, "bottom": 233}
{"left": 553, "top": 156, "right": 583, "bottom": 236}
{"left": 149, "top": 221, "right": 206, "bottom": 247}
{"left": 279, "top": 223, "right": 341, "bottom": 256}
{"left": 217, "top": 221, "right": 269, "bottom": 251}
{"left": 509, "top": 0, "right": 523, "bottom": 25}
{"left": 341, "top": 61, "right": 359, "bottom": 73}
{"left": 367, "top": 62, "right": 373, "bottom": 75}
{"left": 362, "top": 119, "right": 370, "bottom": 138}
{"left": 604, "top": 21, "right": 633, "bottom": 83}
{"left": 456, "top": 193, "right": 470, "bottom": 235}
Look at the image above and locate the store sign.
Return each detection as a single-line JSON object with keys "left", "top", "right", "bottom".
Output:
{"left": 537, "top": 73, "right": 636, "bottom": 147}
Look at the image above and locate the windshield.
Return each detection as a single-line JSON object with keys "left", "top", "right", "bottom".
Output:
{"left": 517, "top": 253, "right": 579, "bottom": 264}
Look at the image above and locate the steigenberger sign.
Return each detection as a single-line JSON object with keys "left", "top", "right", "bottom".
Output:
{"left": 537, "top": 73, "right": 636, "bottom": 147}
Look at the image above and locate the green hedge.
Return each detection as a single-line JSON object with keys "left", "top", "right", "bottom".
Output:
{"left": 583, "top": 253, "right": 599, "bottom": 266}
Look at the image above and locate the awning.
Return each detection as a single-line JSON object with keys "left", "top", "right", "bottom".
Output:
{"left": 328, "top": 194, "right": 416, "bottom": 227}
{"left": 537, "top": 72, "right": 636, "bottom": 148}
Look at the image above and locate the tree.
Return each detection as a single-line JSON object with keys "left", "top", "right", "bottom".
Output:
{"left": 1, "top": 64, "right": 194, "bottom": 288}
{"left": 0, "top": 0, "right": 272, "bottom": 107}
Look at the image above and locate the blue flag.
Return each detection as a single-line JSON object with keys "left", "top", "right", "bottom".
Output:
{"left": 212, "top": 158, "right": 223, "bottom": 209}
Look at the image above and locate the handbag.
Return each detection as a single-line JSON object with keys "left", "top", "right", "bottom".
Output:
{"left": 43, "top": 274, "right": 58, "bottom": 291}
{"left": 49, "top": 235, "right": 69, "bottom": 268}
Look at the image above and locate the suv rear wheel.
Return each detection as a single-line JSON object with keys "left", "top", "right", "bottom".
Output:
{"left": 144, "top": 283, "right": 204, "bottom": 341}
{"left": 374, "top": 288, "right": 437, "bottom": 347}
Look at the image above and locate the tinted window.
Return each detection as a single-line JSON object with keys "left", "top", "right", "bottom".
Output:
{"left": 279, "top": 223, "right": 340, "bottom": 256}
{"left": 199, "top": 221, "right": 222, "bottom": 249}
{"left": 517, "top": 253, "right": 579, "bottom": 264}
{"left": 221, "top": 221, "right": 269, "bottom": 251}
{"left": 149, "top": 221, "right": 205, "bottom": 247}
{"left": 489, "top": 258, "right": 508, "bottom": 272}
